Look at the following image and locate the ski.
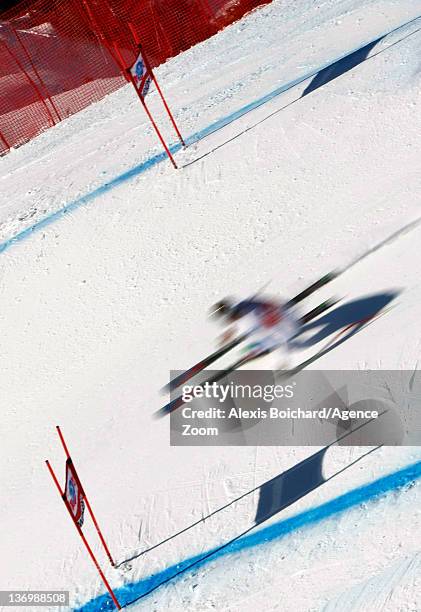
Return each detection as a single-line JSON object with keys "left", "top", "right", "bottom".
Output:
{"left": 299, "top": 297, "right": 338, "bottom": 324}
{"left": 161, "top": 332, "right": 250, "bottom": 394}
{"left": 285, "top": 271, "right": 338, "bottom": 308}
{"left": 163, "top": 274, "right": 338, "bottom": 394}
{"left": 155, "top": 349, "right": 268, "bottom": 418}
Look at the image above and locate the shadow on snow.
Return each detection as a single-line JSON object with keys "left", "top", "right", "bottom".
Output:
{"left": 76, "top": 458, "right": 421, "bottom": 610}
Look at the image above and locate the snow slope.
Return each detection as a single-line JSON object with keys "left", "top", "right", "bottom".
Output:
{"left": 1, "top": 0, "right": 421, "bottom": 610}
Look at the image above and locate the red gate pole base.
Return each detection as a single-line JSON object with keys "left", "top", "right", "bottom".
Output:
{"left": 141, "top": 98, "right": 178, "bottom": 169}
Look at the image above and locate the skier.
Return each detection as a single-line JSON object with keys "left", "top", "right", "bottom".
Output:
{"left": 209, "top": 295, "right": 301, "bottom": 368}
{"left": 158, "top": 275, "right": 338, "bottom": 416}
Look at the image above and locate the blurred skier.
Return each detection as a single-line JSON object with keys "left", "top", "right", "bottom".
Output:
{"left": 209, "top": 296, "right": 300, "bottom": 368}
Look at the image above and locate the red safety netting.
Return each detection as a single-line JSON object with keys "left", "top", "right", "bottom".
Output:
{"left": 0, "top": 0, "right": 270, "bottom": 155}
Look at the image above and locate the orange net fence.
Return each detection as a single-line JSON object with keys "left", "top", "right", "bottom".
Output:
{"left": 0, "top": 0, "right": 270, "bottom": 155}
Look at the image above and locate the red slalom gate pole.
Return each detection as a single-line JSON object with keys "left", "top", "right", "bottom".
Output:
{"left": 142, "top": 45, "right": 185, "bottom": 147}
{"left": 56, "top": 426, "right": 116, "bottom": 567}
{"left": 1, "top": 40, "right": 56, "bottom": 129}
{"left": 111, "top": 41, "right": 178, "bottom": 169}
{"left": 136, "top": 83, "right": 178, "bottom": 169}
{"left": 45, "top": 460, "right": 121, "bottom": 610}
{"left": 198, "top": 0, "right": 214, "bottom": 23}
{"left": 12, "top": 25, "right": 62, "bottom": 123}
{"left": 0, "top": 131, "right": 10, "bottom": 152}
{"left": 127, "top": 23, "right": 185, "bottom": 147}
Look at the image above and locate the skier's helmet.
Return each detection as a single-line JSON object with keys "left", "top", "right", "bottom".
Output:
{"left": 209, "top": 298, "right": 233, "bottom": 319}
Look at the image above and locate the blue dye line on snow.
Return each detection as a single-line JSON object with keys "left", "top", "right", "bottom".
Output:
{"left": 76, "top": 458, "right": 421, "bottom": 611}
{"left": 1, "top": 14, "right": 420, "bottom": 257}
